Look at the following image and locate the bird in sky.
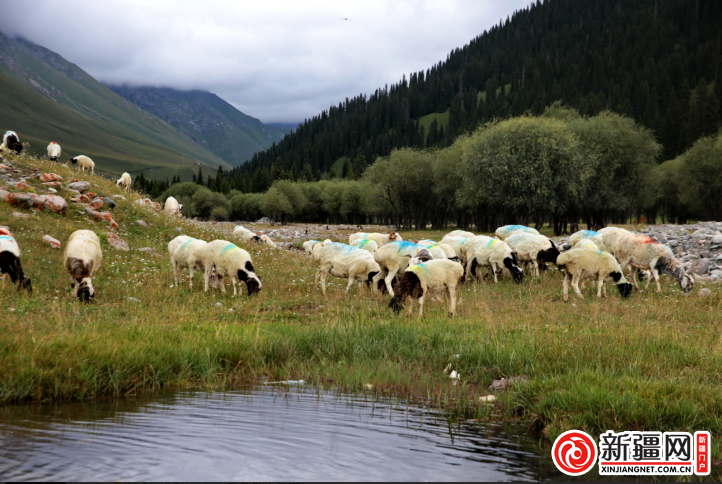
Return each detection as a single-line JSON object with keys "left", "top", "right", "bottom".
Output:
{"left": 341, "top": 18, "right": 350, "bottom": 20}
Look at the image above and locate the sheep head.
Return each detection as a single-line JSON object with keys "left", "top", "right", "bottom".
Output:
{"left": 18, "top": 275, "right": 32, "bottom": 294}
{"left": 656, "top": 256, "right": 694, "bottom": 293}
{"left": 504, "top": 256, "right": 524, "bottom": 284}
{"left": 537, "top": 239, "right": 560, "bottom": 265}
{"left": 387, "top": 271, "right": 423, "bottom": 313}
{"left": 388, "top": 232, "right": 398, "bottom": 241}
{"left": 76, "top": 278, "right": 95, "bottom": 303}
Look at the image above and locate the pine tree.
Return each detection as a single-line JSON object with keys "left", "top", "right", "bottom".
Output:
{"left": 352, "top": 154, "right": 367, "bottom": 179}
{"left": 686, "top": 101, "right": 702, "bottom": 147}
{"left": 341, "top": 160, "right": 349, "bottom": 179}
{"left": 714, "top": 77, "right": 722, "bottom": 120}
{"left": 197, "top": 167, "right": 203, "bottom": 186}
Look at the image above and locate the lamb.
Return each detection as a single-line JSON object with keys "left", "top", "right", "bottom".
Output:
{"left": 63, "top": 230, "right": 102, "bottom": 301}
{"left": 2, "top": 131, "right": 22, "bottom": 154}
{"left": 495, "top": 225, "right": 540, "bottom": 240}
{"left": 604, "top": 231, "right": 694, "bottom": 294}
{"left": 556, "top": 247, "right": 634, "bottom": 301}
{"left": 314, "top": 241, "right": 381, "bottom": 295}
{"left": 70, "top": 155, "right": 95, "bottom": 174}
{"left": 168, "top": 235, "right": 208, "bottom": 287}
{"left": 568, "top": 230, "right": 599, "bottom": 247}
{"left": 233, "top": 225, "right": 261, "bottom": 243}
{"left": 371, "top": 241, "right": 433, "bottom": 296}
{"left": 164, "top": 196, "right": 183, "bottom": 217}
{"left": 116, "top": 172, "right": 132, "bottom": 191}
{"left": 199, "top": 240, "right": 262, "bottom": 296}
{"left": 259, "top": 234, "right": 277, "bottom": 248}
{"left": 459, "top": 236, "right": 523, "bottom": 284}
{"left": 303, "top": 240, "right": 321, "bottom": 256}
{"left": 0, "top": 229, "right": 32, "bottom": 292}
{"left": 47, "top": 142, "right": 62, "bottom": 161}
{"left": 504, "top": 233, "right": 560, "bottom": 277}
{"left": 445, "top": 230, "right": 476, "bottom": 238}
{"left": 388, "top": 259, "right": 464, "bottom": 317}
{"left": 348, "top": 232, "right": 403, "bottom": 247}
{"left": 350, "top": 238, "right": 379, "bottom": 253}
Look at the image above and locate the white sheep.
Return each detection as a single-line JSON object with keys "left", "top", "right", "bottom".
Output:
{"left": 460, "top": 236, "right": 523, "bottom": 284}
{"left": 349, "top": 231, "right": 403, "bottom": 247}
{"left": 199, "top": 240, "right": 262, "bottom": 296}
{"left": 388, "top": 259, "right": 464, "bottom": 317}
{"left": 2, "top": 131, "right": 22, "bottom": 153}
{"left": 116, "top": 172, "right": 132, "bottom": 191}
{"left": 603, "top": 231, "right": 694, "bottom": 293}
{"left": 495, "top": 225, "right": 540, "bottom": 240}
{"left": 568, "top": 230, "right": 599, "bottom": 247}
{"left": 164, "top": 196, "right": 183, "bottom": 217}
{"left": 573, "top": 239, "right": 599, "bottom": 250}
{"left": 47, "top": 142, "right": 62, "bottom": 161}
{"left": 445, "top": 230, "right": 476, "bottom": 238}
{"left": 415, "top": 240, "right": 451, "bottom": 260}
{"left": 233, "top": 225, "right": 261, "bottom": 243}
{"left": 556, "top": 247, "right": 634, "bottom": 301}
{"left": 504, "top": 233, "right": 560, "bottom": 277}
{"left": 303, "top": 240, "right": 321, "bottom": 256}
{"left": 314, "top": 241, "right": 381, "bottom": 295}
{"left": 439, "top": 235, "right": 471, "bottom": 263}
{"left": 168, "top": 235, "right": 208, "bottom": 287}
{"left": 70, "top": 155, "right": 95, "bottom": 174}
{"left": 0, "top": 229, "right": 32, "bottom": 292}
{"left": 259, "top": 234, "right": 277, "bottom": 248}
{"left": 350, "top": 238, "right": 379, "bottom": 253}
{"left": 63, "top": 230, "right": 102, "bottom": 301}
{"left": 372, "top": 241, "right": 433, "bottom": 296}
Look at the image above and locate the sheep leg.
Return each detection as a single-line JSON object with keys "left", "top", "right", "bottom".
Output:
{"left": 188, "top": 264, "right": 195, "bottom": 287}
{"left": 417, "top": 295, "right": 425, "bottom": 317}
{"left": 345, "top": 276, "right": 355, "bottom": 293}
{"left": 597, "top": 277, "right": 604, "bottom": 298}
{"left": 203, "top": 266, "right": 212, "bottom": 292}
{"left": 385, "top": 266, "right": 399, "bottom": 297}
{"left": 491, "top": 264, "right": 499, "bottom": 284}
{"left": 447, "top": 284, "right": 457, "bottom": 316}
{"left": 572, "top": 274, "right": 584, "bottom": 300}
{"left": 231, "top": 275, "right": 238, "bottom": 296}
{"left": 649, "top": 267, "right": 661, "bottom": 293}
{"left": 314, "top": 269, "right": 322, "bottom": 288}
{"left": 407, "top": 298, "right": 415, "bottom": 315}
{"left": 170, "top": 256, "right": 180, "bottom": 284}
{"left": 319, "top": 270, "right": 329, "bottom": 296}
{"left": 372, "top": 270, "right": 387, "bottom": 294}
{"left": 532, "top": 259, "right": 539, "bottom": 277}
{"left": 563, "top": 272, "right": 571, "bottom": 302}
{"left": 464, "top": 258, "right": 475, "bottom": 281}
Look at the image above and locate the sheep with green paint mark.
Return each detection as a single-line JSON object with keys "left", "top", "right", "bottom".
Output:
{"left": 350, "top": 238, "right": 379, "bottom": 253}
{"left": 372, "top": 241, "right": 433, "bottom": 296}
{"left": 495, "top": 225, "right": 540, "bottom": 240}
{"left": 459, "top": 236, "right": 523, "bottom": 284}
{"left": 314, "top": 240, "right": 380, "bottom": 295}
{"left": 168, "top": 235, "right": 208, "bottom": 287}
{"left": 199, "top": 240, "right": 262, "bottom": 296}
{"left": 388, "top": 259, "right": 464, "bottom": 317}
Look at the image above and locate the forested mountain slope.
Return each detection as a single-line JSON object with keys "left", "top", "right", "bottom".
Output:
{"left": 237, "top": 0, "right": 722, "bottom": 183}
{"left": 0, "top": 32, "right": 230, "bottom": 179}
{"left": 106, "top": 86, "right": 290, "bottom": 166}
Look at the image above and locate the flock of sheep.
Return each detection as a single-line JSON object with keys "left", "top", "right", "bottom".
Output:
{"left": 1, "top": 133, "right": 96, "bottom": 173}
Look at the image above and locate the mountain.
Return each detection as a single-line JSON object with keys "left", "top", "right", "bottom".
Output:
{"left": 236, "top": 0, "right": 722, "bottom": 182}
{"left": 0, "top": 32, "right": 231, "bottom": 179}
{"left": 106, "top": 86, "right": 290, "bottom": 166}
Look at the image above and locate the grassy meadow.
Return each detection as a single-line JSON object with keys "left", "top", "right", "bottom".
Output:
{"left": 2, "top": 152, "right": 722, "bottom": 463}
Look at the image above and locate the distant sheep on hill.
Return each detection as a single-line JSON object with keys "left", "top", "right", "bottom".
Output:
{"left": 116, "top": 172, "right": 132, "bottom": 191}
{"left": 47, "top": 142, "right": 61, "bottom": 161}
{"left": 70, "top": 155, "right": 94, "bottom": 174}
{"left": 2, "top": 131, "right": 22, "bottom": 154}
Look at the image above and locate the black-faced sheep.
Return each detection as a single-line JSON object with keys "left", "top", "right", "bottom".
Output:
{"left": 372, "top": 241, "right": 432, "bottom": 296}
{"left": 2, "top": 131, "right": 22, "bottom": 154}
{"left": 164, "top": 196, "right": 183, "bottom": 217}
{"left": 63, "top": 230, "right": 102, "bottom": 302}
{"left": 116, "top": 172, "right": 132, "bottom": 191}
{"left": 0, "top": 229, "right": 32, "bottom": 293}
{"left": 556, "top": 247, "right": 633, "bottom": 301}
{"left": 460, "top": 236, "right": 523, "bottom": 284}
{"left": 313, "top": 241, "right": 381, "bottom": 295}
{"left": 388, "top": 259, "right": 464, "bottom": 317}
{"left": 70, "top": 155, "right": 95, "bottom": 174}
{"left": 504, "top": 233, "right": 560, "bottom": 277}
{"left": 199, "top": 240, "right": 262, "bottom": 296}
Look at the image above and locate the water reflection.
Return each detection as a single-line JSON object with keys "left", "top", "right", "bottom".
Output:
{"left": 0, "top": 387, "right": 582, "bottom": 481}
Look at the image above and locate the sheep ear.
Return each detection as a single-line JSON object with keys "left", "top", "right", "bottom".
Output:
{"left": 610, "top": 271, "right": 622, "bottom": 283}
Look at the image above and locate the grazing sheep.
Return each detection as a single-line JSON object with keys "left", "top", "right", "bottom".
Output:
{"left": 2, "top": 131, "right": 22, "bottom": 154}
{"left": 233, "top": 225, "right": 261, "bottom": 243}
{"left": 556, "top": 247, "right": 633, "bottom": 301}
{"left": 303, "top": 240, "right": 321, "bottom": 256}
{"left": 573, "top": 239, "right": 599, "bottom": 250}
{"left": 47, "top": 142, "right": 61, "bottom": 161}
{"left": 63, "top": 230, "right": 102, "bottom": 301}
{"left": 314, "top": 241, "right": 381, "bottom": 295}
{"left": 604, "top": 231, "right": 694, "bottom": 294}
{"left": 460, "top": 236, "right": 523, "bottom": 284}
{"left": 446, "top": 230, "right": 476, "bottom": 238}
{"left": 349, "top": 232, "right": 403, "bottom": 247}
{"left": 388, "top": 259, "right": 464, "bottom": 317}
{"left": 505, "top": 233, "right": 560, "bottom": 277}
{"left": 199, "top": 240, "right": 262, "bottom": 296}
{"left": 372, "top": 241, "right": 433, "bottom": 296}
{"left": 413, "top": 240, "right": 449, "bottom": 260}
{"left": 70, "top": 155, "right": 95, "bottom": 174}
{"left": 259, "top": 234, "right": 277, "bottom": 248}
{"left": 164, "top": 196, "right": 183, "bottom": 217}
{"left": 568, "top": 230, "right": 599, "bottom": 247}
{"left": 168, "top": 235, "right": 208, "bottom": 287}
{"left": 439, "top": 235, "right": 471, "bottom": 264}
{"left": 116, "top": 172, "right": 132, "bottom": 191}
{"left": 495, "top": 225, "right": 540, "bottom": 240}
{"left": 0, "top": 230, "right": 32, "bottom": 292}
{"left": 350, "top": 238, "right": 379, "bottom": 253}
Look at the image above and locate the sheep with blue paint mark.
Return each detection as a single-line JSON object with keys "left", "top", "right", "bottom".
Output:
{"left": 168, "top": 235, "right": 208, "bottom": 287}
{"left": 459, "top": 236, "right": 523, "bottom": 284}
{"left": 495, "top": 225, "right": 540, "bottom": 240}
{"left": 568, "top": 230, "right": 599, "bottom": 247}
{"left": 199, "top": 240, "right": 262, "bottom": 296}
{"left": 233, "top": 225, "right": 261, "bottom": 243}
{"left": 350, "top": 238, "right": 379, "bottom": 253}
{"left": 556, "top": 247, "right": 633, "bottom": 301}
{"left": 314, "top": 241, "right": 381, "bottom": 295}
{"left": 372, "top": 241, "right": 433, "bottom": 296}
{"left": 439, "top": 235, "right": 471, "bottom": 263}
{"left": 388, "top": 259, "right": 464, "bottom": 317}
{"left": 504, "top": 233, "right": 560, "bottom": 277}
{"left": 303, "top": 240, "right": 321, "bottom": 256}
{"left": 445, "top": 230, "right": 476, "bottom": 238}
{"left": 0, "top": 228, "right": 32, "bottom": 293}
{"left": 349, "top": 231, "right": 403, "bottom": 247}
{"left": 573, "top": 239, "right": 599, "bottom": 250}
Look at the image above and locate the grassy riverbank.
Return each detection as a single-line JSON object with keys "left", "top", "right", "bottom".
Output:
{"left": 2, "top": 153, "right": 722, "bottom": 463}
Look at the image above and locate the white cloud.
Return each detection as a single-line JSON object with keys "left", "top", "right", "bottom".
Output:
{"left": 0, "top": 0, "right": 530, "bottom": 123}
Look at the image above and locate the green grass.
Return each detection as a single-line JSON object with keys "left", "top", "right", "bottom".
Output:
{"left": 2, "top": 151, "right": 722, "bottom": 464}
{"left": 330, "top": 157, "right": 348, "bottom": 177}
{"left": 478, "top": 83, "right": 512, "bottom": 102}
{"left": 419, "top": 110, "right": 450, "bottom": 139}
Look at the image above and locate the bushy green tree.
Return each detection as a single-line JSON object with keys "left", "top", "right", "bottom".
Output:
{"left": 261, "top": 186, "right": 293, "bottom": 222}
{"left": 191, "top": 188, "right": 231, "bottom": 220}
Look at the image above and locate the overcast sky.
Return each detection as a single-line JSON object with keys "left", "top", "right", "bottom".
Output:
{"left": 0, "top": 0, "right": 530, "bottom": 125}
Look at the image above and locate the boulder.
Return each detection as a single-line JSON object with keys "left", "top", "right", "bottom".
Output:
{"left": 65, "top": 188, "right": 81, "bottom": 197}
{"left": 136, "top": 220, "right": 148, "bottom": 227}
{"left": 105, "top": 232, "right": 129, "bottom": 251}
{"left": 39, "top": 173, "right": 63, "bottom": 182}
{"left": 713, "top": 235, "right": 722, "bottom": 245}
{"left": 11, "top": 180, "right": 31, "bottom": 190}
{"left": 89, "top": 198, "right": 104, "bottom": 210}
{"left": 0, "top": 189, "right": 8, "bottom": 200}
{"left": 46, "top": 187, "right": 57, "bottom": 194}
{"left": 85, "top": 208, "right": 119, "bottom": 228}
{"left": 42, "top": 181, "right": 62, "bottom": 188}
{"left": 43, "top": 194, "right": 68, "bottom": 213}
{"left": 42, "top": 235, "right": 61, "bottom": 249}
{"left": 668, "top": 240, "right": 679, "bottom": 247}
{"left": 101, "top": 197, "right": 116, "bottom": 209}
{"left": 12, "top": 211, "right": 31, "bottom": 219}
{"left": 68, "top": 181, "right": 90, "bottom": 193}
{"left": 699, "top": 288, "right": 712, "bottom": 297}
{"left": 691, "top": 258, "right": 710, "bottom": 275}
{"left": 4, "top": 192, "right": 37, "bottom": 208}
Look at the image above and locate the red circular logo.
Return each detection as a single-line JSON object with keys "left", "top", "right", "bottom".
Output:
{"left": 551, "top": 430, "right": 597, "bottom": 476}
